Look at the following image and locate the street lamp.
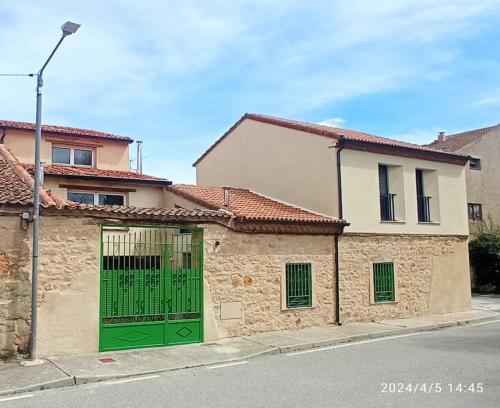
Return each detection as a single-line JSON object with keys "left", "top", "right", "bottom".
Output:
{"left": 26, "top": 21, "right": 80, "bottom": 364}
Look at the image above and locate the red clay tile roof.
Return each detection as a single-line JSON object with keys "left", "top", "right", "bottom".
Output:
{"left": 193, "top": 113, "right": 466, "bottom": 166}
{"left": 0, "top": 145, "right": 64, "bottom": 207}
{"left": 427, "top": 124, "right": 499, "bottom": 152}
{"left": 61, "top": 204, "right": 232, "bottom": 220}
{"left": 0, "top": 120, "right": 133, "bottom": 143}
{"left": 22, "top": 164, "right": 171, "bottom": 185}
{"left": 168, "top": 184, "right": 345, "bottom": 224}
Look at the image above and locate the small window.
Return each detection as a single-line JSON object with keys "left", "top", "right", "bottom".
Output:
{"left": 52, "top": 146, "right": 93, "bottom": 166}
{"left": 68, "top": 191, "right": 125, "bottom": 206}
{"left": 74, "top": 149, "right": 93, "bottom": 166}
{"left": 373, "top": 262, "right": 395, "bottom": 303}
{"left": 52, "top": 147, "right": 71, "bottom": 164}
{"left": 469, "top": 158, "right": 481, "bottom": 170}
{"left": 68, "top": 192, "right": 94, "bottom": 204}
{"left": 98, "top": 194, "right": 124, "bottom": 205}
{"left": 286, "top": 263, "right": 312, "bottom": 308}
{"left": 468, "top": 203, "right": 483, "bottom": 221}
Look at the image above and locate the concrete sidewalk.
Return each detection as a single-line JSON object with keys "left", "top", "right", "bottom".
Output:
{"left": 1, "top": 308, "right": 497, "bottom": 397}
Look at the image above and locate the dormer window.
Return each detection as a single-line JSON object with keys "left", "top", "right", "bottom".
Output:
{"left": 52, "top": 146, "right": 93, "bottom": 166}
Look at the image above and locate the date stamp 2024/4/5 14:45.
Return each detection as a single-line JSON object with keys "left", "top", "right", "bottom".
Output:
{"left": 381, "top": 383, "right": 484, "bottom": 394}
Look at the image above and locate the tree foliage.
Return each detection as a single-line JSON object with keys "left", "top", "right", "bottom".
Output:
{"left": 469, "top": 218, "right": 500, "bottom": 292}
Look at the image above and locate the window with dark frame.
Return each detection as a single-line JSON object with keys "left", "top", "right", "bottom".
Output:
{"left": 285, "top": 263, "right": 312, "bottom": 308}
{"left": 373, "top": 262, "right": 395, "bottom": 303}
{"left": 379, "top": 164, "right": 396, "bottom": 221}
{"left": 469, "top": 158, "right": 481, "bottom": 170}
{"left": 468, "top": 203, "right": 483, "bottom": 221}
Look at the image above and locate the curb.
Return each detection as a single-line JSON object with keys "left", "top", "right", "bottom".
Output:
{"left": 2, "top": 313, "right": 497, "bottom": 396}
{"left": 0, "top": 377, "right": 75, "bottom": 397}
{"left": 272, "top": 314, "right": 499, "bottom": 354}
{"left": 73, "top": 346, "right": 281, "bottom": 385}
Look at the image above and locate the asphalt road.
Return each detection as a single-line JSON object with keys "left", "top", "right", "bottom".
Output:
{"left": 2, "top": 319, "right": 500, "bottom": 408}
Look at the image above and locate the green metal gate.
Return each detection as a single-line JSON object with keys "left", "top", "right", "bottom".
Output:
{"left": 99, "top": 225, "right": 203, "bottom": 352}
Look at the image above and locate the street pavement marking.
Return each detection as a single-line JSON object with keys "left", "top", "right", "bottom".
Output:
{"left": 103, "top": 375, "right": 160, "bottom": 386}
{"left": 0, "top": 394, "right": 34, "bottom": 403}
{"left": 206, "top": 361, "right": 249, "bottom": 370}
{"left": 287, "top": 320, "right": 500, "bottom": 356}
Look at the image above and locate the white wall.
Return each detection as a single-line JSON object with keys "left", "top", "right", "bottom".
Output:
{"left": 341, "top": 149, "right": 469, "bottom": 235}
{"left": 196, "top": 119, "right": 339, "bottom": 217}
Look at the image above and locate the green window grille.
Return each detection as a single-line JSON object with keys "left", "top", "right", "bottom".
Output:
{"left": 286, "top": 263, "right": 312, "bottom": 308}
{"left": 373, "top": 262, "right": 395, "bottom": 302}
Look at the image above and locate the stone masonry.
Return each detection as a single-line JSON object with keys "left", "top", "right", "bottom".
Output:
{"left": 0, "top": 215, "right": 31, "bottom": 360}
{"left": 202, "top": 224, "right": 337, "bottom": 337}
{"left": 339, "top": 234, "right": 471, "bottom": 322}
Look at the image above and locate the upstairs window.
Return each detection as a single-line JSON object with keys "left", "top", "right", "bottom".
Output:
{"left": 52, "top": 147, "right": 71, "bottom": 164}
{"left": 379, "top": 165, "right": 396, "bottom": 221}
{"left": 52, "top": 146, "right": 93, "bottom": 166}
{"left": 469, "top": 158, "right": 481, "bottom": 170}
{"left": 468, "top": 203, "right": 483, "bottom": 221}
{"left": 416, "top": 169, "right": 431, "bottom": 222}
{"left": 68, "top": 191, "right": 124, "bottom": 206}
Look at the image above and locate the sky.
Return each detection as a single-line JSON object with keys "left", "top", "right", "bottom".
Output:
{"left": 1, "top": 0, "right": 500, "bottom": 182}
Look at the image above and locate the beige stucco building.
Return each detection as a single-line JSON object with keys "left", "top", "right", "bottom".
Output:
{"left": 0, "top": 120, "right": 170, "bottom": 208}
{"left": 428, "top": 125, "right": 500, "bottom": 233}
{"left": 0, "top": 115, "right": 473, "bottom": 360}
{"left": 195, "top": 113, "right": 472, "bottom": 323}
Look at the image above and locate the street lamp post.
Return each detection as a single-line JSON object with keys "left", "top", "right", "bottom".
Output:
{"left": 27, "top": 21, "right": 80, "bottom": 364}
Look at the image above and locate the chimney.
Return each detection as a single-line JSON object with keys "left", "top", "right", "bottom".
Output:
{"left": 437, "top": 131, "right": 446, "bottom": 143}
{"left": 136, "top": 141, "right": 143, "bottom": 173}
{"left": 223, "top": 187, "right": 230, "bottom": 207}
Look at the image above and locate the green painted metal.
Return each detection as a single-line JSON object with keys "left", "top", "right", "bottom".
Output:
{"left": 99, "top": 225, "right": 203, "bottom": 352}
{"left": 373, "top": 262, "right": 395, "bottom": 302}
{"left": 286, "top": 263, "right": 312, "bottom": 308}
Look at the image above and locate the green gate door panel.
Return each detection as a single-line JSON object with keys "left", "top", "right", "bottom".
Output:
{"left": 165, "top": 320, "right": 202, "bottom": 345}
{"left": 100, "top": 323, "right": 165, "bottom": 351}
{"left": 99, "top": 226, "right": 203, "bottom": 352}
{"left": 164, "top": 236, "right": 203, "bottom": 345}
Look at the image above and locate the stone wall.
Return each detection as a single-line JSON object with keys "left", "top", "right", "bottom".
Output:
{"left": 339, "top": 234, "right": 471, "bottom": 322}
{"left": 0, "top": 215, "right": 31, "bottom": 360}
{"left": 36, "top": 216, "right": 100, "bottom": 357}
{"left": 202, "top": 224, "right": 336, "bottom": 338}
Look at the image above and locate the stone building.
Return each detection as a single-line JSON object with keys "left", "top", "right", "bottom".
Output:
{"left": 428, "top": 125, "right": 500, "bottom": 233}
{"left": 0, "top": 142, "right": 345, "bottom": 358}
{"left": 0, "top": 115, "right": 473, "bottom": 359}
{"left": 194, "top": 113, "right": 472, "bottom": 323}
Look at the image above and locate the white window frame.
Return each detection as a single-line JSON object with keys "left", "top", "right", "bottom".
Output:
{"left": 52, "top": 145, "right": 94, "bottom": 167}
{"left": 67, "top": 190, "right": 126, "bottom": 206}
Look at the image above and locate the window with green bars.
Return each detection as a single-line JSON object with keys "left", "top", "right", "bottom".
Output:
{"left": 286, "top": 263, "right": 312, "bottom": 308}
{"left": 373, "top": 262, "right": 395, "bottom": 303}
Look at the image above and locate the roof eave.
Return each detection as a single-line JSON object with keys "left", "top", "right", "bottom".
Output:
{"left": 42, "top": 173, "right": 172, "bottom": 185}
{"left": 342, "top": 138, "right": 469, "bottom": 165}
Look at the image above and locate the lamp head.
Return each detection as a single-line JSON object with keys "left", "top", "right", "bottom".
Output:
{"left": 61, "top": 21, "right": 81, "bottom": 37}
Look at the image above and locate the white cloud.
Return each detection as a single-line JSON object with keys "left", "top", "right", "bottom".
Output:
{"left": 475, "top": 96, "right": 500, "bottom": 107}
{"left": 318, "top": 117, "right": 346, "bottom": 128}
{"left": 1, "top": 0, "right": 499, "bottom": 124}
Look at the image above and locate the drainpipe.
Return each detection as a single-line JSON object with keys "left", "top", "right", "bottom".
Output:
{"left": 334, "top": 136, "right": 345, "bottom": 326}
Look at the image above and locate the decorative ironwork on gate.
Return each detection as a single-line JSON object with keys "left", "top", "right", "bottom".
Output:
{"left": 99, "top": 225, "right": 204, "bottom": 351}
